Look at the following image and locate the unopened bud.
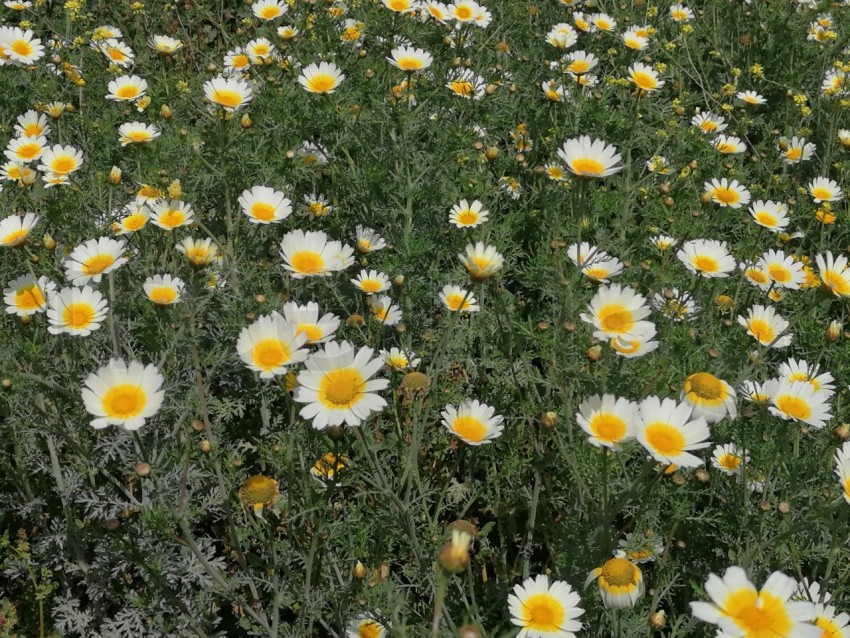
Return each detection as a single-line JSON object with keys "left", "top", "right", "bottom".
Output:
{"left": 353, "top": 561, "right": 367, "bottom": 579}
{"left": 694, "top": 468, "right": 710, "bottom": 483}
{"left": 777, "top": 501, "right": 791, "bottom": 514}
{"left": 1, "top": 378, "right": 11, "bottom": 388}
{"left": 438, "top": 530, "right": 471, "bottom": 573}
{"left": 326, "top": 425, "right": 345, "bottom": 441}
{"left": 160, "top": 104, "right": 173, "bottom": 119}
{"left": 108, "top": 166, "right": 122, "bottom": 185}
{"left": 649, "top": 610, "right": 667, "bottom": 630}
{"left": 674, "top": 105, "right": 685, "bottom": 116}
{"left": 135, "top": 462, "right": 151, "bottom": 477}
{"left": 168, "top": 179, "right": 182, "bottom": 199}
{"left": 199, "top": 440, "right": 212, "bottom": 453}
{"left": 835, "top": 423, "right": 850, "bottom": 440}
{"left": 346, "top": 313, "right": 365, "bottom": 327}
{"left": 458, "top": 625, "right": 482, "bottom": 638}
{"left": 485, "top": 83, "right": 497, "bottom": 95}
{"left": 825, "top": 320, "right": 843, "bottom": 342}
{"left": 539, "top": 412, "right": 558, "bottom": 428}
{"left": 393, "top": 274, "right": 405, "bottom": 286}
{"left": 240, "top": 113, "right": 252, "bottom": 128}
{"left": 485, "top": 147, "right": 500, "bottom": 161}
{"left": 585, "top": 344, "right": 602, "bottom": 362}
{"left": 42, "top": 234, "right": 56, "bottom": 250}
{"left": 191, "top": 419, "right": 205, "bottom": 432}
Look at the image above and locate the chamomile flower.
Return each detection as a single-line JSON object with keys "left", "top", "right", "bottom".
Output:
{"left": 387, "top": 45, "right": 433, "bottom": 71}
{"left": 150, "top": 199, "right": 194, "bottom": 230}
{"left": 677, "top": 239, "right": 736, "bottom": 278}
{"left": 711, "top": 443, "right": 749, "bottom": 475}
{"left": 246, "top": 37, "right": 276, "bottom": 64}
{"left": 580, "top": 284, "right": 654, "bottom": 341}
{"left": 621, "top": 28, "right": 648, "bottom": 50}
{"left": 106, "top": 75, "right": 148, "bottom": 102}
{"left": 440, "top": 284, "right": 479, "bottom": 312}
{"left": 681, "top": 372, "right": 737, "bottom": 423}
{"left": 670, "top": 3, "right": 694, "bottom": 21}
{"left": 37, "top": 144, "right": 83, "bottom": 176}
{"left": 177, "top": 237, "right": 218, "bottom": 268}
{"left": 238, "top": 186, "right": 292, "bottom": 224}
{"left": 764, "top": 378, "right": 832, "bottom": 429}
{"left": 3, "top": 28, "right": 44, "bottom": 65}
{"left": 351, "top": 269, "right": 391, "bottom": 294}
{"left": 46, "top": 285, "right": 108, "bottom": 336}
{"left": 148, "top": 35, "right": 183, "bottom": 54}
{"left": 293, "top": 341, "right": 389, "bottom": 429}
{"left": 691, "top": 112, "right": 728, "bottom": 134}
{"left": 563, "top": 51, "right": 598, "bottom": 75}
{"left": 645, "top": 155, "right": 670, "bottom": 174}
{"left": 97, "top": 38, "right": 134, "bottom": 67}
{"left": 650, "top": 234, "right": 678, "bottom": 251}
{"left": 808, "top": 177, "right": 842, "bottom": 203}
{"left": 816, "top": 251, "right": 850, "bottom": 297}
{"left": 380, "top": 347, "right": 421, "bottom": 371}
{"left": 635, "top": 396, "right": 711, "bottom": 468}
{"left": 737, "top": 305, "right": 792, "bottom": 348}
{"left": 15, "top": 110, "right": 50, "bottom": 138}
{"left": 223, "top": 48, "right": 251, "bottom": 73}
{"left": 449, "top": 199, "right": 489, "bottom": 228}
{"left": 690, "top": 567, "right": 818, "bottom": 638}
{"left": 421, "top": 1, "right": 450, "bottom": 22}
{"left": 442, "top": 400, "right": 504, "bottom": 445}
{"left": 117, "top": 122, "right": 160, "bottom": 146}
{"left": 281, "top": 301, "right": 340, "bottom": 345}
{"left": 576, "top": 394, "right": 637, "bottom": 450}
{"left": 112, "top": 204, "right": 150, "bottom": 235}
{"left": 369, "top": 295, "right": 402, "bottom": 326}
{"left": 581, "top": 258, "right": 624, "bottom": 283}
{"left": 64, "top": 237, "right": 128, "bottom": 285}
{"left": 546, "top": 23, "right": 578, "bottom": 49}
{"left": 253, "top": 0, "right": 288, "bottom": 20}
{"left": 204, "top": 75, "right": 253, "bottom": 111}
{"left": 610, "top": 325, "right": 659, "bottom": 359}
{"left": 737, "top": 90, "right": 766, "bottom": 105}
{"left": 446, "top": 68, "right": 486, "bottom": 100}
{"left": 507, "top": 574, "right": 585, "bottom": 637}
{"left": 591, "top": 12, "right": 616, "bottom": 31}
{"left": 459, "top": 242, "right": 504, "bottom": 281}
{"left": 749, "top": 200, "right": 789, "bottom": 232}
{"left": 143, "top": 274, "right": 185, "bottom": 306}
{"left": 628, "top": 62, "right": 664, "bottom": 92}
{"left": 741, "top": 261, "right": 771, "bottom": 290}
{"left": 280, "top": 229, "right": 353, "bottom": 278}
{"left": 237, "top": 312, "right": 309, "bottom": 379}
{"left": 652, "top": 289, "right": 698, "bottom": 322}
{"left": 585, "top": 558, "right": 645, "bottom": 608}
{"left": 778, "top": 359, "right": 835, "bottom": 397}
{"left": 780, "top": 136, "right": 815, "bottom": 164}
{"left": 712, "top": 135, "right": 746, "bottom": 154}
{"left": 299, "top": 62, "right": 345, "bottom": 94}
{"left": 3, "top": 274, "right": 54, "bottom": 316}
{"left": 0, "top": 212, "right": 38, "bottom": 248}
{"left": 355, "top": 225, "right": 386, "bottom": 254}
{"left": 5, "top": 135, "right": 46, "bottom": 163}
{"left": 557, "top": 136, "right": 623, "bottom": 178}
{"left": 81, "top": 359, "right": 165, "bottom": 430}
{"left": 739, "top": 380, "right": 771, "bottom": 405}
{"left": 703, "top": 178, "right": 750, "bottom": 208}
{"left": 382, "top": 0, "right": 420, "bottom": 11}
{"left": 812, "top": 605, "right": 850, "bottom": 638}
{"left": 346, "top": 613, "right": 387, "bottom": 638}
{"left": 758, "top": 249, "right": 806, "bottom": 289}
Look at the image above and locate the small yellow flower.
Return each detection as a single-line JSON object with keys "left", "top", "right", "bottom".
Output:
{"left": 239, "top": 475, "right": 280, "bottom": 516}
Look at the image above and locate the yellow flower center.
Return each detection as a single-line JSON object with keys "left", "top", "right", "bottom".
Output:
{"left": 569, "top": 60, "right": 590, "bottom": 73}
{"left": 745, "top": 268, "right": 768, "bottom": 285}
{"left": 456, "top": 210, "right": 479, "bottom": 226}
{"left": 357, "top": 620, "right": 383, "bottom": 638}
{"left": 722, "top": 589, "right": 792, "bottom": 637}
{"left": 600, "top": 557, "right": 639, "bottom": 587}
{"left": 232, "top": 54, "right": 250, "bottom": 69}
{"left": 307, "top": 73, "right": 336, "bottom": 93}
{"left": 822, "top": 270, "right": 850, "bottom": 295}
{"left": 747, "top": 318, "right": 774, "bottom": 343}
{"left": 11, "top": 39, "right": 33, "bottom": 57}
{"left": 259, "top": 5, "right": 281, "bottom": 19}
{"left": 107, "top": 47, "right": 127, "bottom": 62}
{"left": 102, "top": 384, "right": 146, "bottom": 418}
{"left": 713, "top": 187, "right": 739, "bottom": 204}
{"left": 82, "top": 253, "right": 116, "bottom": 276}
{"left": 149, "top": 286, "right": 178, "bottom": 305}
{"left": 290, "top": 251, "right": 324, "bottom": 274}
{"left": 159, "top": 210, "right": 186, "bottom": 228}
{"left": 520, "top": 592, "right": 565, "bottom": 632}
{"left": 811, "top": 187, "right": 832, "bottom": 200}
{"left": 296, "top": 323, "right": 324, "bottom": 343}
{"left": 63, "top": 302, "right": 96, "bottom": 329}
{"left": 2, "top": 228, "right": 29, "bottom": 246}
{"left": 775, "top": 395, "right": 811, "bottom": 420}
{"left": 693, "top": 255, "right": 719, "bottom": 273}
{"left": 685, "top": 372, "right": 724, "bottom": 401}
{"left": 785, "top": 147, "right": 802, "bottom": 161}
{"left": 16, "top": 142, "right": 41, "bottom": 160}
{"left": 396, "top": 56, "right": 423, "bottom": 71}
{"left": 252, "top": 338, "right": 291, "bottom": 371}
{"left": 454, "top": 5, "right": 473, "bottom": 19}
{"left": 212, "top": 88, "right": 242, "bottom": 108}
{"left": 700, "top": 121, "right": 718, "bottom": 132}
{"left": 597, "top": 303, "right": 633, "bottom": 334}
{"left": 583, "top": 266, "right": 610, "bottom": 281}
{"left": 250, "top": 202, "right": 276, "bottom": 221}
{"left": 451, "top": 81, "right": 474, "bottom": 97}
{"left": 719, "top": 453, "right": 741, "bottom": 470}
{"left": 452, "top": 415, "right": 486, "bottom": 442}
{"left": 754, "top": 211, "right": 777, "bottom": 227}
{"left": 22, "top": 123, "right": 43, "bottom": 137}
{"left": 14, "top": 284, "right": 45, "bottom": 311}
{"left": 644, "top": 422, "right": 685, "bottom": 456}
{"left": 588, "top": 412, "right": 626, "bottom": 442}
{"left": 319, "top": 367, "right": 365, "bottom": 408}
{"left": 768, "top": 264, "right": 791, "bottom": 283}
{"left": 359, "top": 279, "right": 384, "bottom": 293}
{"left": 570, "top": 157, "right": 605, "bottom": 176}
{"left": 127, "top": 130, "right": 152, "bottom": 142}
{"left": 122, "top": 214, "right": 147, "bottom": 231}
{"left": 116, "top": 85, "right": 141, "bottom": 100}
{"left": 446, "top": 293, "right": 471, "bottom": 311}
{"left": 51, "top": 156, "right": 76, "bottom": 174}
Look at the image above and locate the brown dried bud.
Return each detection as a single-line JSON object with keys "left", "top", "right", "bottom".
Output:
{"left": 562, "top": 321, "right": 576, "bottom": 332}
{"left": 191, "top": 419, "right": 205, "bottom": 432}
{"left": 694, "top": 468, "right": 710, "bottom": 483}
{"left": 326, "top": 425, "right": 345, "bottom": 441}
{"left": 674, "top": 106, "right": 685, "bottom": 116}
{"left": 347, "top": 313, "right": 365, "bottom": 327}
{"left": 485, "top": 84, "right": 497, "bottom": 95}
{"left": 104, "top": 518, "right": 121, "bottom": 531}
{"left": 649, "top": 610, "right": 667, "bottom": 630}
{"left": 135, "top": 462, "right": 151, "bottom": 477}
{"left": 663, "top": 197, "right": 674, "bottom": 207}
{"left": 255, "top": 294, "right": 266, "bottom": 304}
{"left": 825, "top": 320, "right": 843, "bottom": 342}
{"left": 657, "top": 182, "right": 671, "bottom": 194}
{"left": 675, "top": 539, "right": 686, "bottom": 549}
{"left": 759, "top": 501, "right": 772, "bottom": 511}
{"left": 835, "top": 424, "right": 850, "bottom": 440}
{"left": 1, "top": 378, "right": 11, "bottom": 388}
{"left": 777, "top": 502, "right": 791, "bottom": 514}
{"left": 458, "top": 625, "right": 482, "bottom": 638}
{"left": 585, "top": 345, "right": 603, "bottom": 362}
{"left": 485, "top": 147, "right": 500, "bottom": 161}
{"left": 739, "top": 34, "right": 753, "bottom": 46}
{"left": 199, "top": 440, "right": 212, "bottom": 453}
{"left": 537, "top": 321, "right": 549, "bottom": 331}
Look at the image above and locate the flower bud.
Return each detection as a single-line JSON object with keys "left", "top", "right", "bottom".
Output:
{"left": 240, "top": 113, "right": 252, "bottom": 128}
{"left": 825, "top": 320, "right": 843, "bottom": 342}
{"left": 135, "top": 462, "right": 151, "bottom": 477}
{"left": 835, "top": 423, "right": 850, "bottom": 440}
{"left": 393, "top": 274, "right": 405, "bottom": 286}
{"left": 42, "top": 234, "right": 56, "bottom": 250}
{"left": 649, "top": 610, "right": 666, "bottom": 630}
{"left": 585, "top": 344, "right": 602, "bottom": 362}
{"left": 458, "top": 625, "right": 482, "bottom": 638}
{"left": 326, "top": 425, "right": 345, "bottom": 441}
{"left": 353, "top": 561, "right": 367, "bottom": 580}
{"left": 136, "top": 95, "right": 151, "bottom": 111}
{"left": 484, "top": 147, "right": 500, "bottom": 161}
{"left": 108, "top": 166, "right": 122, "bottom": 185}
{"left": 168, "top": 179, "right": 182, "bottom": 199}
{"left": 438, "top": 530, "right": 471, "bottom": 573}
{"left": 160, "top": 104, "right": 173, "bottom": 119}
{"left": 539, "top": 411, "right": 558, "bottom": 428}
{"left": 199, "top": 439, "right": 212, "bottom": 453}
